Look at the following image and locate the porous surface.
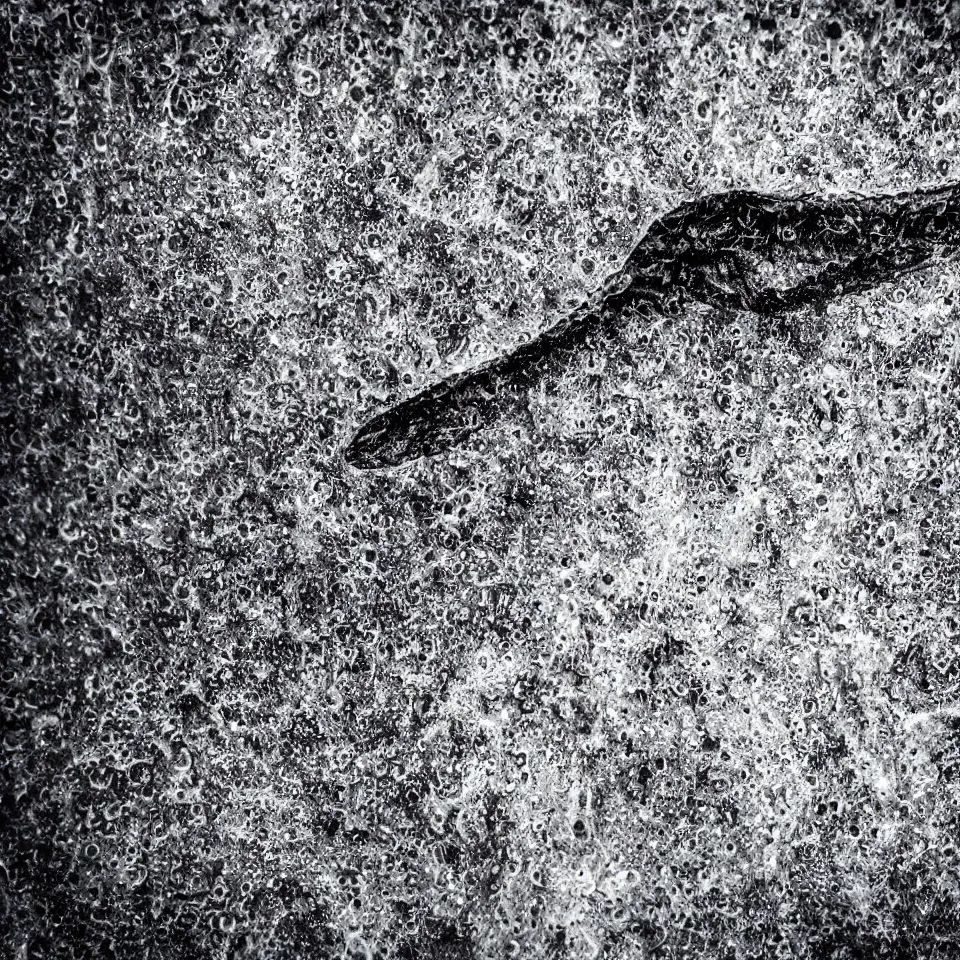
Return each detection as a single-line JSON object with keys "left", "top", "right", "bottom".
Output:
{"left": 3, "top": 2, "right": 960, "bottom": 958}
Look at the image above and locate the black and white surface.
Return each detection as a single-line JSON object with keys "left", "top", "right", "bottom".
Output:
{"left": 3, "top": 3, "right": 960, "bottom": 958}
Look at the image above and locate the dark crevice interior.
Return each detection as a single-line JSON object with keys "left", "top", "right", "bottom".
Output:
{"left": 346, "top": 182, "right": 960, "bottom": 468}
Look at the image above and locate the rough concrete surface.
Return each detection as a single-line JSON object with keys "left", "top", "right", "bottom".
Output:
{"left": 3, "top": 2, "right": 960, "bottom": 958}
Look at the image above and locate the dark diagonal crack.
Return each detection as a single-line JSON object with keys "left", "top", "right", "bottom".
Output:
{"left": 345, "top": 183, "right": 960, "bottom": 470}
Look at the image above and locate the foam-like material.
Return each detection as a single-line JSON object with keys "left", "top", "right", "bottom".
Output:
{"left": 3, "top": 3, "right": 960, "bottom": 958}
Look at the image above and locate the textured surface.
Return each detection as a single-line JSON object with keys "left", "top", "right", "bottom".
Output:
{"left": 4, "top": 2, "right": 960, "bottom": 958}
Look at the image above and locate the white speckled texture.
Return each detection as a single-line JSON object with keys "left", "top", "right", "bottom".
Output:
{"left": 3, "top": 2, "right": 960, "bottom": 958}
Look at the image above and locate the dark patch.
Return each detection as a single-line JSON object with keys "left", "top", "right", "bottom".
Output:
{"left": 347, "top": 184, "right": 960, "bottom": 468}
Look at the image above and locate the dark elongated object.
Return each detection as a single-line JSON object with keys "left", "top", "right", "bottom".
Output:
{"left": 345, "top": 183, "right": 960, "bottom": 469}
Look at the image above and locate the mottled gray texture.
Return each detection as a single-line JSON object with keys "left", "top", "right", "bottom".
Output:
{"left": 3, "top": 2, "right": 960, "bottom": 959}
